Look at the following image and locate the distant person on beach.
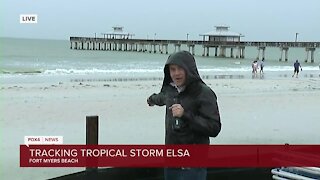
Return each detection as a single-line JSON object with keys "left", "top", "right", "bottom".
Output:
{"left": 252, "top": 60, "right": 258, "bottom": 74}
{"left": 260, "top": 59, "right": 264, "bottom": 73}
{"left": 252, "top": 60, "right": 258, "bottom": 78}
{"left": 147, "top": 51, "right": 221, "bottom": 180}
{"left": 292, "top": 60, "right": 302, "bottom": 78}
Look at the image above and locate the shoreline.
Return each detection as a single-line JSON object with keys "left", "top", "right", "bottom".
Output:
{"left": 1, "top": 69, "right": 319, "bottom": 85}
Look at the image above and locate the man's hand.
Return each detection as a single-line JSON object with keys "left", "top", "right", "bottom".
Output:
{"left": 147, "top": 97, "right": 154, "bottom": 106}
{"left": 169, "top": 104, "right": 184, "bottom": 118}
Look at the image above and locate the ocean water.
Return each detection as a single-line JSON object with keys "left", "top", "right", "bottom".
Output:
{"left": 1, "top": 37, "right": 319, "bottom": 84}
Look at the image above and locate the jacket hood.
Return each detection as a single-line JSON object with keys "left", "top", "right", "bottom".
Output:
{"left": 162, "top": 51, "right": 203, "bottom": 88}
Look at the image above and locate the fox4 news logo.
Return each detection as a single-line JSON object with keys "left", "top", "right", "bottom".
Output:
{"left": 20, "top": 14, "right": 38, "bottom": 24}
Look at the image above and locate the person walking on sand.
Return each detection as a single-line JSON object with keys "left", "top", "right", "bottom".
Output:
{"left": 292, "top": 60, "right": 302, "bottom": 78}
{"left": 147, "top": 51, "right": 221, "bottom": 180}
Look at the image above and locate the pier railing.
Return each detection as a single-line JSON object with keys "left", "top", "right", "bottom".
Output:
{"left": 70, "top": 37, "right": 320, "bottom": 48}
{"left": 69, "top": 37, "right": 319, "bottom": 62}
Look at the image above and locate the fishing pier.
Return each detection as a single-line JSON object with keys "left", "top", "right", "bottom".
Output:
{"left": 70, "top": 26, "right": 320, "bottom": 62}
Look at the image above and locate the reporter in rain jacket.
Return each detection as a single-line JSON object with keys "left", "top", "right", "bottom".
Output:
{"left": 147, "top": 51, "right": 221, "bottom": 180}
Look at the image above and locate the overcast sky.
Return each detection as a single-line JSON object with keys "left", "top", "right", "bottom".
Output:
{"left": 1, "top": 0, "right": 319, "bottom": 41}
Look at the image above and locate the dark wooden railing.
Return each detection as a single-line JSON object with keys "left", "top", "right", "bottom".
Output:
{"left": 70, "top": 37, "right": 320, "bottom": 48}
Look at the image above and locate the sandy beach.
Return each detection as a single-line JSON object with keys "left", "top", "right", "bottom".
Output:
{"left": 1, "top": 76, "right": 320, "bottom": 179}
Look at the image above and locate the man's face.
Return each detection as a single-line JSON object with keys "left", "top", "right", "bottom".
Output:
{"left": 169, "top": 64, "right": 186, "bottom": 87}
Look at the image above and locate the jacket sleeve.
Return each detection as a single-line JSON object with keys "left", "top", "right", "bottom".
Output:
{"left": 148, "top": 92, "right": 166, "bottom": 106}
{"left": 182, "top": 88, "right": 221, "bottom": 137}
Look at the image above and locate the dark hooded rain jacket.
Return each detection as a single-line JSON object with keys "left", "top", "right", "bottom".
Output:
{"left": 148, "top": 51, "right": 221, "bottom": 145}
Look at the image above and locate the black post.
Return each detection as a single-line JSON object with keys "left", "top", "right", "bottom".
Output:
{"left": 85, "top": 116, "right": 99, "bottom": 179}
{"left": 86, "top": 116, "right": 98, "bottom": 145}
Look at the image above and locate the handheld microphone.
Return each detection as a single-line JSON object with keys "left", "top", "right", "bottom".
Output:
{"left": 173, "top": 97, "right": 183, "bottom": 131}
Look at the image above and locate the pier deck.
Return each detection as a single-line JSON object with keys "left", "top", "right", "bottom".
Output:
{"left": 70, "top": 37, "right": 320, "bottom": 62}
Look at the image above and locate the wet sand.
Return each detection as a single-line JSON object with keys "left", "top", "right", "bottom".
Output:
{"left": 1, "top": 77, "right": 320, "bottom": 179}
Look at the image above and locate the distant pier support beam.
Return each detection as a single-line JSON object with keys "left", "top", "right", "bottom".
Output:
{"left": 230, "top": 48, "right": 234, "bottom": 58}
{"left": 153, "top": 44, "right": 157, "bottom": 53}
{"left": 109, "top": 43, "right": 112, "bottom": 50}
{"left": 164, "top": 44, "right": 168, "bottom": 54}
{"left": 256, "top": 47, "right": 266, "bottom": 60}
{"left": 138, "top": 44, "right": 142, "bottom": 52}
{"left": 160, "top": 44, "right": 165, "bottom": 54}
{"left": 131, "top": 43, "right": 135, "bottom": 51}
{"left": 115, "top": 43, "right": 118, "bottom": 51}
{"left": 206, "top": 47, "right": 210, "bottom": 56}
{"left": 215, "top": 47, "right": 218, "bottom": 57}
{"left": 236, "top": 46, "right": 245, "bottom": 58}
{"left": 305, "top": 50, "right": 309, "bottom": 63}
{"left": 202, "top": 46, "right": 206, "bottom": 56}
{"left": 174, "top": 44, "right": 181, "bottom": 52}
{"left": 93, "top": 42, "right": 96, "bottom": 50}
{"left": 241, "top": 47, "right": 245, "bottom": 58}
{"left": 236, "top": 48, "right": 239, "bottom": 58}
{"left": 311, "top": 49, "right": 315, "bottom": 63}
{"left": 159, "top": 44, "right": 162, "bottom": 53}
{"left": 285, "top": 48, "right": 288, "bottom": 61}
{"left": 187, "top": 44, "right": 195, "bottom": 55}
{"left": 279, "top": 47, "right": 289, "bottom": 61}
{"left": 218, "top": 46, "right": 226, "bottom": 57}
{"left": 144, "top": 44, "right": 147, "bottom": 52}
{"left": 305, "top": 47, "right": 316, "bottom": 63}
{"left": 106, "top": 43, "right": 109, "bottom": 50}
{"left": 114, "top": 42, "right": 117, "bottom": 51}
{"left": 192, "top": 45, "right": 195, "bottom": 55}
{"left": 130, "top": 43, "right": 133, "bottom": 51}
{"left": 134, "top": 44, "right": 138, "bottom": 51}
{"left": 111, "top": 42, "right": 113, "bottom": 50}
{"left": 256, "top": 48, "right": 260, "bottom": 60}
